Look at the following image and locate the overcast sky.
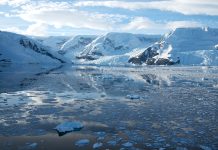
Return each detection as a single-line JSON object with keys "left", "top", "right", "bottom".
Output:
{"left": 0, "top": 0, "right": 217, "bottom": 36}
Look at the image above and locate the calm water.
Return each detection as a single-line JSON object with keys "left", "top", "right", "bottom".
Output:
{"left": 0, "top": 64, "right": 218, "bottom": 150}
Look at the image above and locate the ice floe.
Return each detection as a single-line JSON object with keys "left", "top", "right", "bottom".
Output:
{"left": 54, "top": 121, "right": 83, "bottom": 136}
{"left": 126, "top": 94, "right": 140, "bottom": 100}
{"left": 75, "top": 139, "right": 90, "bottom": 147}
{"left": 93, "top": 142, "right": 103, "bottom": 149}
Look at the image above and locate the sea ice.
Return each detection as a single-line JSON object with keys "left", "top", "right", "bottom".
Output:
{"left": 75, "top": 139, "right": 90, "bottom": 147}
{"left": 126, "top": 94, "right": 140, "bottom": 99}
{"left": 93, "top": 142, "right": 103, "bottom": 149}
{"left": 122, "top": 142, "right": 133, "bottom": 147}
{"left": 54, "top": 121, "right": 83, "bottom": 136}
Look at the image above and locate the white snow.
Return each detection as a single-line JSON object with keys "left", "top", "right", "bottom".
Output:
{"left": 75, "top": 32, "right": 159, "bottom": 65}
{"left": 162, "top": 28, "right": 218, "bottom": 63}
{"left": 0, "top": 31, "right": 69, "bottom": 64}
{"left": 129, "top": 27, "right": 218, "bottom": 66}
{"left": 60, "top": 35, "right": 97, "bottom": 59}
{"left": 1, "top": 28, "right": 218, "bottom": 66}
{"left": 54, "top": 121, "right": 83, "bottom": 133}
{"left": 34, "top": 36, "right": 70, "bottom": 50}
{"left": 81, "top": 32, "right": 159, "bottom": 56}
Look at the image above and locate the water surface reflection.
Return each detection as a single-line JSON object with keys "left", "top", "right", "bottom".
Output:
{"left": 0, "top": 65, "right": 217, "bottom": 149}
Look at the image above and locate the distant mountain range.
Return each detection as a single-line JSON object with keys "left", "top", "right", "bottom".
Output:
{"left": 1, "top": 27, "right": 218, "bottom": 66}
{"left": 0, "top": 31, "right": 68, "bottom": 64}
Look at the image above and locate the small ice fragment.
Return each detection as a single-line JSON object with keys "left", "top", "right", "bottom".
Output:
{"left": 199, "top": 145, "right": 212, "bottom": 150}
{"left": 75, "top": 139, "right": 90, "bottom": 147}
{"left": 122, "top": 142, "right": 133, "bottom": 147}
{"left": 97, "top": 137, "right": 104, "bottom": 141}
{"left": 215, "top": 44, "right": 218, "bottom": 50}
{"left": 93, "top": 142, "right": 103, "bottom": 149}
{"left": 54, "top": 121, "right": 83, "bottom": 136}
{"left": 176, "top": 147, "right": 188, "bottom": 150}
{"left": 107, "top": 140, "right": 117, "bottom": 146}
{"left": 96, "top": 131, "right": 106, "bottom": 137}
{"left": 26, "top": 143, "right": 38, "bottom": 149}
{"left": 126, "top": 94, "right": 140, "bottom": 99}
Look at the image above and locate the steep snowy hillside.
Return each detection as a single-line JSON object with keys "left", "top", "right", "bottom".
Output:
{"left": 129, "top": 27, "right": 218, "bottom": 66}
{"left": 0, "top": 31, "right": 68, "bottom": 64}
{"left": 34, "top": 36, "right": 70, "bottom": 51}
{"left": 59, "top": 35, "right": 97, "bottom": 59}
{"left": 76, "top": 32, "right": 160, "bottom": 64}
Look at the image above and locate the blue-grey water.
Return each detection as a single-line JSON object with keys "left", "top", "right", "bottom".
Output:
{"left": 0, "top": 64, "right": 217, "bottom": 150}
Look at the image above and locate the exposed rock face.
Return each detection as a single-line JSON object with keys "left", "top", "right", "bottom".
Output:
{"left": 128, "top": 46, "right": 159, "bottom": 65}
{"left": 128, "top": 42, "right": 180, "bottom": 65}
{"left": 129, "top": 27, "right": 218, "bottom": 66}
{"left": 155, "top": 58, "right": 180, "bottom": 65}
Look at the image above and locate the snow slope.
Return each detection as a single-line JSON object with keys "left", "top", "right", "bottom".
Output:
{"left": 0, "top": 31, "right": 69, "bottom": 64}
{"left": 1, "top": 28, "right": 218, "bottom": 66}
{"left": 34, "top": 36, "right": 70, "bottom": 51}
{"left": 76, "top": 32, "right": 160, "bottom": 65}
{"left": 59, "top": 35, "right": 97, "bottom": 59}
{"left": 129, "top": 27, "right": 218, "bottom": 66}
{"left": 165, "top": 27, "right": 218, "bottom": 65}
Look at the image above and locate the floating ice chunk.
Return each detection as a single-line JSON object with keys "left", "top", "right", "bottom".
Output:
{"left": 96, "top": 131, "right": 106, "bottom": 137}
{"left": 97, "top": 137, "right": 105, "bottom": 141}
{"left": 75, "top": 139, "right": 90, "bottom": 147}
{"left": 107, "top": 140, "right": 117, "bottom": 146}
{"left": 122, "top": 142, "right": 133, "bottom": 147}
{"left": 176, "top": 147, "right": 188, "bottom": 150}
{"left": 215, "top": 44, "right": 218, "bottom": 50}
{"left": 126, "top": 94, "right": 140, "bottom": 99}
{"left": 199, "top": 145, "right": 212, "bottom": 150}
{"left": 54, "top": 121, "right": 83, "bottom": 136}
{"left": 26, "top": 143, "right": 38, "bottom": 149}
{"left": 93, "top": 142, "right": 103, "bottom": 149}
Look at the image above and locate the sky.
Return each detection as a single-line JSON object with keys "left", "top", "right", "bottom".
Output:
{"left": 0, "top": 0, "right": 218, "bottom": 36}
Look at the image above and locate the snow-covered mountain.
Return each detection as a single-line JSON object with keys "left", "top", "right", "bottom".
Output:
{"left": 129, "top": 27, "right": 218, "bottom": 66}
{"left": 0, "top": 31, "right": 68, "bottom": 64}
{"left": 59, "top": 35, "right": 97, "bottom": 59}
{"left": 76, "top": 32, "right": 160, "bottom": 65}
{"left": 34, "top": 36, "right": 70, "bottom": 51}
{"left": 1, "top": 28, "right": 218, "bottom": 66}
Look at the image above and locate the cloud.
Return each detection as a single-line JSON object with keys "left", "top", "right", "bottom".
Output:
{"left": 75, "top": 0, "right": 218, "bottom": 16}
{"left": 0, "top": 0, "right": 30, "bottom": 6}
{"left": 122, "top": 17, "right": 202, "bottom": 33}
{"left": 0, "top": 0, "right": 207, "bottom": 35}
{"left": 25, "top": 23, "right": 48, "bottom": 36}
{"left": 1, "top": 23, "right": 48, "bottom": 36}
{"left": 123, "top": 17, "right": 156, "bottom": 30}
{"left": 166, "top": 21, "right": 202, "bottom": 30}
{"left": 1, "top": 27, "right": 25, "bottom": 34}
{"left": 16, "top": 1, "right": 126, "bottom": 31}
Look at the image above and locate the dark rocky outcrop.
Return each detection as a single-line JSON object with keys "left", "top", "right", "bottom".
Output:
{"left": 20, "top": 39, "right": 65, "bottom": 63}
{"left": 128, "top": 45, "right": 180, "bottom": 65}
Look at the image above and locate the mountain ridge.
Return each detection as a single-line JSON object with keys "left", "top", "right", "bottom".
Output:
{"left": 1, "top": 27, "right": 218, "bottom": 66}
